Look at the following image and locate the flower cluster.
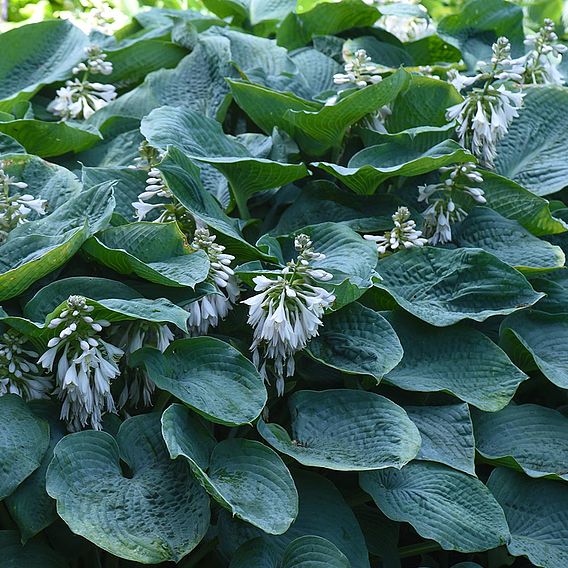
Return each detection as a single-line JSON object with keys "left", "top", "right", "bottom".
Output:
{"left": 364, "top": 206, "right": 427, "bottom": 254}
{"left": 48, "top": 44, "right": 117, "bottom": 121}
{"left": 133, "top": 167, "right": 175, "bottom": 222}
{"left": 334, "top": 49, "right": 383, "bottom": 88}
{"left": 446, "top": 37, "right": 525, "bottom": 167}
{"left": 0, "top": 165, "right": 47, "bottom": 243}
{"left": 38, "top": 296, "right": 123, "bottom": 431}
{"left": 521, "top": 19, "right": 567, "bottom": 85}
{"left": 57, "top": 0, "right": 129, "bottom": 35}
{"left": 0, "top": 330, "right": 52, "bottom": 401}
{"left": 112, "top": 321, "right": 174, "bottom": 408}
{"left": 243, "top": 234, "right": 335, "bottom": 395}
{"left": 188, "top": 227, "right": 239, "bottom": 335}
{"left": 418, "top": 162, "right": 485, "bottom": 245}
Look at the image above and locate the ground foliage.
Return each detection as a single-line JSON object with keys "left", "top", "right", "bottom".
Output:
{"left": 1, "top": 1, "right": 568, "bottom": 568}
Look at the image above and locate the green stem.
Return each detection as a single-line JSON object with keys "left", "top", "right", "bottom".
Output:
{"left": 398, "top": 541, "right": 442, "bottom": 559}
{"left": 180, "top": 537, "right": 219, "bottom": 568}
{"left": 233, "top": 189, "right": 251, "bottom": 220}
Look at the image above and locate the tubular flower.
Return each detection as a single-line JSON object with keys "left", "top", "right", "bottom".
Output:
{"left": 243, "top": 234, "right": 335, "bottom": 395}
{"left": 445, "top": 37, "right": 525, "bottom": 168}
{"left": 418, "top": 162, "right": 485, "bottom": 245}
{"left": 334, "top": 49, "right": 383, "bottom": 88}
{"left": 371, "top": 0, "right": 431, "bottom": 42}
{"left": 111, "top": 321, "right": 174, "bottom": 409}
{"left": 521, "top": 19, "right": 567, "bottom": 85}
{"left": 132, "top": 167, "right": 175, "bottom": 222}
{"left": 365, "top": 206, "right": 428, "bottom": 254}
{"left": 48, "top": 44, "right": 116, "bottom": 121}
{"left": 38, "top": 295, "right": 124, "bottom": 432}
{"left": 0, "top": 165, "right": 47, "bottom": 243}
{"left": 187, "top": 227, "right": 240, "bottom": 335}
{"left": 0, "top": 330, "right": 52, "bottom": 401}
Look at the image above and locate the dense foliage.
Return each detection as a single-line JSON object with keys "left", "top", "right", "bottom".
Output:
{"left": 1, "top": 0, "right": 568, "bottom": 567}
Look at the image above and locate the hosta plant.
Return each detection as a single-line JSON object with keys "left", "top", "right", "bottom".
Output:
{"left": 2, "top": 1, "right": 568, "bottom": 567}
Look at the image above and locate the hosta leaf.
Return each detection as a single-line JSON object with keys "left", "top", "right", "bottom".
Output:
{"left": 137, "top": 337, "right": 267, "bottom": 425}
{"left": 0, "top": 118, "right": 102, "bottom": 158}
{"left": 229, "top": 69, "right": 410, "bottom": 156}
{"left": 5, "top": 402, "right": 66, "bottom": 543}
{"left": 453, "top": 207, "right": 565, "bottom": 273}
{"left": 0, "top": 20, "right": 88, "bottom": 111}
{"left": 230, "top": 538, "right": 280, "bottom": 568}
{"left": 473, "top": 404, "right": 568, "bottom": 481}
{"left": 0, "top": 182, "right": 115, "bottom": 301}
{"left": 0, "top": 132, "right": 25, "bottom": 154}
{"left": 437, "top": 0, "right": 524, "bottom": 68}
{"left": 140, "top": 105, "right": 308, "bottom": 206}
{"left": 281, "top": 536, "right": 351, "bottom": 568}
{"left": 385, "top": 312, "right": 527, "bottom": 411}
{"left": 315, "top": 139, "right": 472, "bottom": 195}
{"left": 500, "top": 310, "right": 568, "bottom": 389}
{"left": 496, "top": 87, "right": 568, "bottom": 196}
{"left": 360, "top": 462, "right": 510, "bottom": 552}
{"left": 530, "top": 270, "right": 568, "bottom": 313}
{"left": 488, "top": 468, "right": 568, "bottom": 568}
{"left": 343, "top": 35, "right": 413, "bottom": 68}
{"left": 0, "top": 395, "right": 50, "bottom": 500}
{"left": 386, "top": 76, "right": 462, "bottom": 131}
{"left": 277, "top": 0, "right": 379, "bottom": 50}
{"left": 405, "top": 403, "right": 475, "bottom": 475}
{"left": 480, "top": 171, "right": 567, "bottom": 236}
{"left": 375, "top": 247, "right": 543, "bottom": 326}
{"left": 258, "top": 389, "right": 421, "bottom": 471}
{"left": 46, "top": 414, "right": 210, "bottom": 564}
{"left": 82, "top": 222, "right": 210, "bottom": 288}
{"left": 218, "top": 470, "right": 370, "bottom": 568}
{"left": 0, "top": 531, "right": 66, "bottom": 568}
{"left": 305, "top": 302, "right": 403, "bottom": 380}
{"left": 162, "top": 404, "right": 297, "bottom": 534}
{"left": 287, "top": 48, "right": 343, "bottom": 100}
{"left": 249, "top": 0, "right": 297, "bottom": 25}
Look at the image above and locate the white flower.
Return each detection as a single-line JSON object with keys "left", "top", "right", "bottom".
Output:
{"left": 73, "top": 44, "right": 113, "bottom": 76}
{"left": 365, "top": 206, "right": 427, "bottom": 254}
{"left": 0, "top": 330, "right": 53, "bottom": 401}
{"left": 48, "top": 79, "right": 117, "bottom": 121}
{"left": 334, "top": 49, "right": 383, "bottom": 89}
{"left": 57, "top": 0, "right": 129, "bottom": 34}
{"left": 110, "top": 321, "right": 174, "bottom": 408}
{"left": 132, "top": 167, "right": 174, "bottom": 222}
{"left": 187, "top": 227, "right": 240, "bottom": 335}
{"left": 418, "top": 162, "right": 485, "bottom": 244}
{"left": 38, "top": 295, "right": 123, "bottom": 431}
{"left": 0, "top": 165, "right": 47, "bottom": 243}
{"left": 242, "top": 234, "right": 335, "bottom": 395}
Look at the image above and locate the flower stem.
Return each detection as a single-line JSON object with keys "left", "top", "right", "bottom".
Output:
{"left": 233, "top": 188, "right": 250, "bottom": 220}
{"left": 398, "top": 541, "right": 441, "bottom": 558}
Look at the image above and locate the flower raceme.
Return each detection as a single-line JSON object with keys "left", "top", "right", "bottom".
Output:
{"left": 446, "top": 37, "right": 525, "bottom": 168}
{"left": 364, "top": 206, "right": 428, "bottom": 254}
{"left": 0, "top": 330, "right": 52, "bottom": 401}
{"left": 418, "top": 162, "right": 485, "bottom": 245}
{"left": 48, "top": 44, "right": 117, "bottom": 121}
{"left": 188, "top": 227, "right": 240, "bottom": 335}
{"left": 333, "top": 48, "right": 383, "bottom": 88}
{"left": 243, "top": 235, "right": 335, "bottom": 395}
{"left": 38, "top": 295, "right": 124, "bottom": 432}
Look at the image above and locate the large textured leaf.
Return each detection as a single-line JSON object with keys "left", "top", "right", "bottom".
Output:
{"left": 375, "top": 247, "right": 543, "bottom": 326}
{"left": 229, "top": 69, "right": 410, "bottom": 156}
{"left": 306, "top": 302, "right": 403, "bottom": 380}
{"left": 360, "top": 462, "right": 510, "bottom": 552}
{"left": 0, "top": 395, "right": 49, "bottom": 500}
{"left": 82, "top": 222, "right": 210, "bottom": 288}
{"left": 162, "top": 404, "right": 297, "bottom": 534}
{"left": 137, "top": 337, "right": 267, "bottom": 425}
{"left": 315, "top": 139, "right": 472, "bottom": 195}
{"left": 0, "top": 182, "right": 115, "bottom": 301}
{"left": 5, "top": 402, "right": 66, "bottom": 542}
{"left": 454, "top": 207, "right": 565, "bottom": 273}
{"left": 405, "top": 404, "right": 475, "bottom": 475}
{"left": 46, "top": 414, "right": 210, "bottom": 563}
{"left": 437, "top": 0, "right": 524, "bottom": 68}
{"left": 386, "top": 312, "right": 526, "bottom": 411}
{"left": 495, "top": 87, "right": 568, "bottom": 196}
{"left": 0, "top": 20, "right": 88, "bottom": 111}
{"left": 258, "top": 389, "right": 421, "bottom": 471}
{"left": 0, "top": 132, "right": 25, "bottom": 154}
{"left": 0, "top": 531, "right": 66, "bottom": 568}
{"left": 500, "top": 310, "right": 568, "bottom": 389}
{"left": 140, "top": 105, "right": 308, "bottom": 207}
{"left": 473, "top": 404, "right": 568, "bottom": 481}
{"left": 281, "top": 536, "right": 351, "bottom": 568}
{"left": 488, "top": 468, "right": 568, "bottom": 568}
{"left": 218, "top": 470, "right": 370, "bottom": 568}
